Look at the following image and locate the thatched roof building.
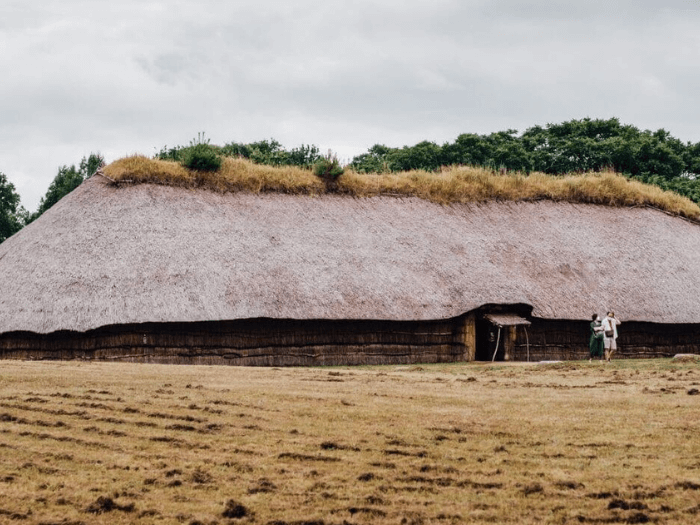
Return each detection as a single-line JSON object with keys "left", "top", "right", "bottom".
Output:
{"left": 1, "top": 174, "right": 700, "bottom": 364}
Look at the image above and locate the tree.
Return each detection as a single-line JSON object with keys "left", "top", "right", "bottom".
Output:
{"left": 634, "top": 133, "right": 685, "bottom": 180}
{"left": 0, "top": 172, "right": 25, "bottom": 243}
{"left": 288, "top": 144, "right": 322, "bottom": 168}
{"left": 518, "top": 118, "right": 696, "bottom": 178}
{"left": 349, "top": 144, "right": 393, "bottom": 173}
{"left": 490, "top": 141, "right": 532, "bottom": 172}
{"left": 484, "top": 130, "right": 532, "bottom": 172}
{"left": 685, "top": 142, "right": 700, "bottom": 176}
{"left": 442, "top": 133, "right": 492, "bottom": 167}
{"left": 387, "top": 141, "right": 443, "bottom": 172}
{"left": 29, "top": 153, "right": 104, "bottom": 222}
{"left": 521, "top": 118, "right": 628, "bottom": 173}
{"left": 79, "top": 153, "right": 105, "bottom": 179}
{"left": 221, "top": 139, "right": 321, "bottom": 167}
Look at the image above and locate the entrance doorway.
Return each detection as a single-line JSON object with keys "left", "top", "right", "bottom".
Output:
{"left": 475, "top": 313, "right": 531, "bottom": 361}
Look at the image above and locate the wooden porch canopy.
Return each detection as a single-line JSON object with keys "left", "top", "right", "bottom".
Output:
{"left": 484, "top": 313, "right": 531, "bottom": 361}
{"left": 484, "top": 313, "right": 531, "bottom": 328}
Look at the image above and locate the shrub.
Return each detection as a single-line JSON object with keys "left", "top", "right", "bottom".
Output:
{"left": 180, "top": 133, "right": 222, "bottom": 172}
{"left": 181, "top": 144, "right": 222, "bottom": 172}
{"left": 313, "top": 151, "right": 344, "bottom": 179}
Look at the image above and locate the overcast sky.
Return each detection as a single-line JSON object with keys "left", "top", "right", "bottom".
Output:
{"left": 2, "top": 0, "right": 699, "bottom": 211}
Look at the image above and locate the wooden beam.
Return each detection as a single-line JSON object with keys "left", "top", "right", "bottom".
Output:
{"left": 462, "top": 313, "right": 476, "bottom": 361}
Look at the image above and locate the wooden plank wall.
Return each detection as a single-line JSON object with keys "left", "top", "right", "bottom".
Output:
{"left": 0, "top": 318, "right": 468, "bottom": 366}
{"left": 2, "top": 317, "right": 698, "bottom": 365}
{"left": 511, "top": 320, "right": 700, "bottom": 361}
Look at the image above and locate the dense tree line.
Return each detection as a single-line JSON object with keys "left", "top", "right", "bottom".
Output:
{"left": 2, "top": 118, "right": 700, "bottom": 244}
{"left": 347, "top": 118, "right": 700, "bottom": 205}
{"left": 350, "top": 118, "right": 700, "bottom": 181}
{"left": 155, "top": 119, "right": 700, "bottom": 201}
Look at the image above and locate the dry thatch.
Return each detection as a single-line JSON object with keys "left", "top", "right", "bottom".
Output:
{"left": 1, "top": 174, "right": 700, "bottom": 335}
{"left": 103, "top": 156, "right": 700, "bottom": 219}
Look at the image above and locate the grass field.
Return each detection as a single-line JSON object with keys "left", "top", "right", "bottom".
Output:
{"left": 1, "top": 359, "right": 699, "bottom": 524}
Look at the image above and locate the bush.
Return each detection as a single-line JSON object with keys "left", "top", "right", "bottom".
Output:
{"left": 313, "top": 152, "right": 344, "bottom": 179}
{"left": 181, "top": 144, "right": 222, "bottom": 172}
{"left": 180, "top": 133, "right": 222, "bottom": 172}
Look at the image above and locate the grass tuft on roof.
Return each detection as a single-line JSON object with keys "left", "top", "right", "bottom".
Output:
{"left": 103, "top": 155, "right": 700, "bottom": 220}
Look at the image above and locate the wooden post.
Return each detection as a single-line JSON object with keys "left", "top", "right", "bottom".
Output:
{"left": 503, "top": 326, "right": 516, "bottom": 361}
{"left": 491, "top": 328, "right": 501, "bottom": 362}
{"left": 463, "top": 313, "right": 476, "bottom": 361}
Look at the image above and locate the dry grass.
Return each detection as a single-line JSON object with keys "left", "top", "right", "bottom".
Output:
{"left": 103, "top": 156, "right": 700, "bottom": 220}
{"left": 103, "top": 156, "right": 324, "bottom": 195}
{"left": 1, "top": 360, "right": 700, "bottom": 524}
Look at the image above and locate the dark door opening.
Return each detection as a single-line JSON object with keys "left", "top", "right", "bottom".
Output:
{"left": 475, "top": 317, "right": 504, "bottom": 361}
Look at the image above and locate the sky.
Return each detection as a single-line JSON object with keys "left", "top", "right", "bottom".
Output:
{"left": 2, "top": 0, "right": 700, "bottom": 212}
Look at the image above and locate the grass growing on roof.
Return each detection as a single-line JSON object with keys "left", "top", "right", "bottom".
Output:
{"left": 103, "top": 155, "right": 324, "bottom": 194}
{"left": 103, "top": 155, "right": 700, "bottom": 220}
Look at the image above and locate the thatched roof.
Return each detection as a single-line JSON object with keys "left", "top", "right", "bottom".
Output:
{"left": 2, "top": 175, "right": 700, "bottom": 334}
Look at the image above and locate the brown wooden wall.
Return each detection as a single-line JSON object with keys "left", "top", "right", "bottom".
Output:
{"left": 0, "top": 318, "right": 468, "bottom": 366}
{"left": 1, "top": 316, "right": 698, "bottom": 365}
{"left": 510, "top": 319, "right": 700, "bottom": 361}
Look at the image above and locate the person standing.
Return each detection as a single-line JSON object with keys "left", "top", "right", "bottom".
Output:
{"left": 602, "top": 311, "right": 621, "bottom": 362}
{"left": 589, "top": 314, "right": 604, "bottom": 362}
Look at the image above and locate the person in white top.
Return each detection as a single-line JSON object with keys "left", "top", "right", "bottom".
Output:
{"left": 601, "top": 311, "right": 621, "bottom": 362}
